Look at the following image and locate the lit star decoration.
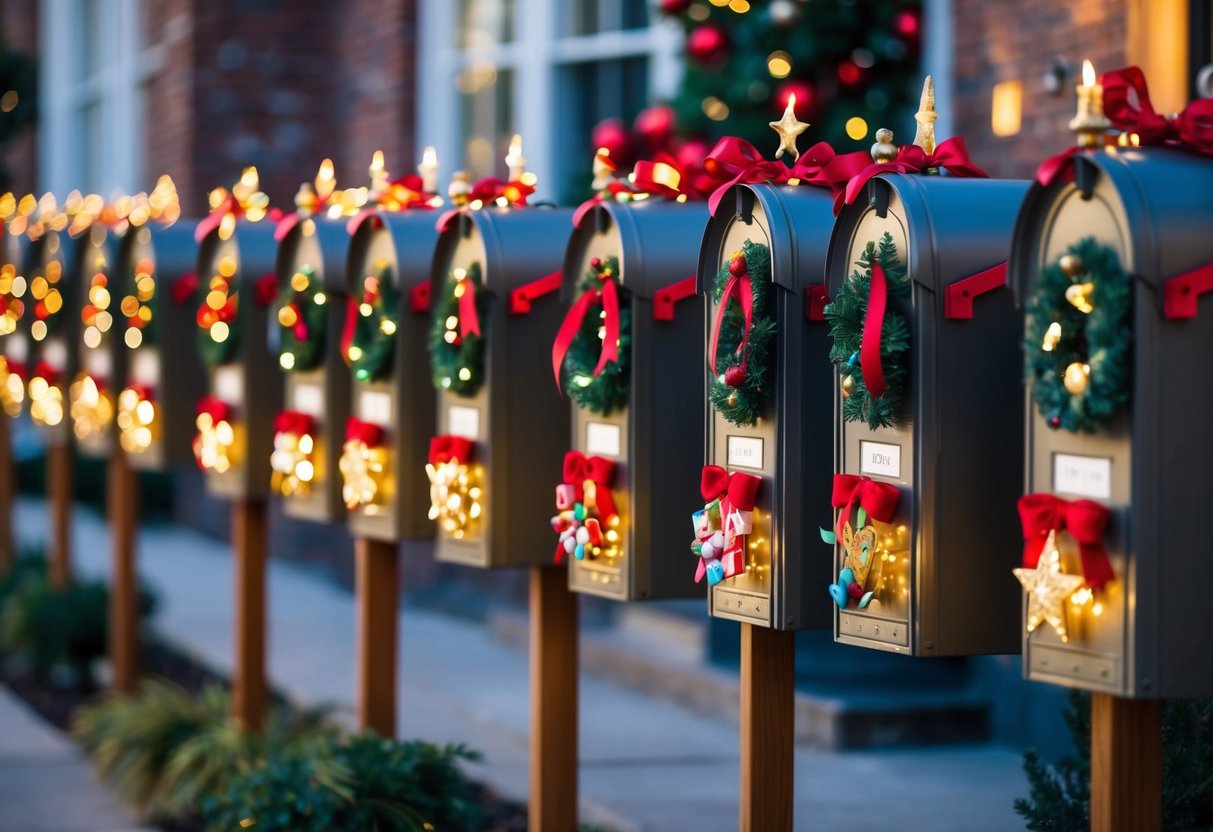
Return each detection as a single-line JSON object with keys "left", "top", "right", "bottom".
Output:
{"left": 1013, "top": 530, "right": 1085, "bottom": 642}
{"left": 769, "top": 93, "right": 810, "bottom": 161}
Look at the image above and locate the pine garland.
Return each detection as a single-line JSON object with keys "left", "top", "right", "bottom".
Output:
{"left": 561, "top": 257, "right": 631, "bottom": 416}
{"left": 276, "top": 265, "right": 327, "bottom": 372}
{"left": 1024, "top": 238, "right": 1131, "bottom": 434}
{"left": 429, "top": 262, "right": 489, "bottom": 398}
{"left": 824, "top": 232, "right": 910, "bottom": 430}
{"left": 346, "top": 263, "right": 399, "bottom": 383}
{"left": 708, "top": 240, "right": 775, "bottom": 428}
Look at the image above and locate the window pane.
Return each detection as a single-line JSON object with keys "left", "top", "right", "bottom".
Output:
{"left": 459, "top": 67, "right": 514, "bottom": 179}
{"left": 554, "top": 56, "right": 649, "bottom": 203}
{"left": 457, "top": 0, "right": 514, "bottom": 49}
{"left": 564, "top": 0, "right": 649, "bottom": 36}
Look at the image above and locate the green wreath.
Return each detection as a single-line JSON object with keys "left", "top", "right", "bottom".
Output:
{"left": 195, "top": 270, "right": 243, "bottom": 371}
{"left": 429, "top": 261, "right": 489, "bottom": 397}
{"left": 276, "top": 265, "right": 327, "bottom": 372}
{"left": 346, "top": 262, "right": 399, "bottom": 383}
{"left": 561, "top": 256, "right": 631, "bottom": 415}
{"left": 824, "top": 232, "right": 910, "bottom": 430}
{"left": 1025, "top": 237, "right": 1131, "bottom": 433}
{"left": 119, "top": 252, "right": 159, "bottom": 349}
{"left": 708, "top": 240, "right": 775, "bottom": 428}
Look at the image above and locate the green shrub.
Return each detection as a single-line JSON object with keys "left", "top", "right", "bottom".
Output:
{"left": 201, "top": 733, "right": 484, "bottom": 832}
{"left": 0, "top": 550, "right": 46, "bottom": 607}
{"left": 73, "top": 678, "right": 335, "bottom": 820}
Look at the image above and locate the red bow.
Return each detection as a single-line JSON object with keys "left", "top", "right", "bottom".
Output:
{"left": 345, "top": 417, "right": 384, "bottom": 447}
{"left": 551, "top": 278, "right": 620, "bottom": 393}
{"left": 196, "top": 395, "right": 232, "bottom": 423}
{"left": 274, "top": 410, "right": 314, "bottom": 437}
{"left": 830, "top": 473, "right": 901, "bottom": 541}
{"left": 573, "top": 153, "right": 713, "bottom": 228}
{"left": 842, "top": 137, "right": 988, "bottom": 209}
{"left": 703, "top": 137, "right": 846, "bottom": 216}
{"left": 1017, "top": 493, "right": 1114, "bottom": 589}
{"left": 562, "top": 450, "right": 618, "bottom": 521}
{"left": 457, "top": 277, "right": 480, "bottom": 338}
{"left": 700, "top": 464, "right": 761, "bottom": 512}
{"left": 1103, "top": 66, "right": 1213, "bottom": 155}
{"left": 435, "top": 177, "right": 536, "bottom": 231}
{"left": 429, "top": 434, "right": 474, "bottom": 466}
{"left": 33, "top": 361, "right": 61, "bottom": 387}
{"left": 708, "top": 254, "right": 753, "bottom": 377}
{"left": 861, "top": 262, "right": 890, "bottom": 399}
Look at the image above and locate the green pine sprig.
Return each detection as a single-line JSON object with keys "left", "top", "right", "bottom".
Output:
{"left": 276, "top": 266, "right": 327, "bottom": 373}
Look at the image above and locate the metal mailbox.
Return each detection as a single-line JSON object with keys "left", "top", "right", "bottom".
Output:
{"left": 24, "top": 229, "right": 75, "bottom": 443}
{"left": 558, "top": 199, "right": 707, "bottom": 601}
{"left": 114, "top": 221, "right": 206, "bottom": 469}
{"left": 826, "top": 173, "right": 1029, "bottom": 655}
{"left": 0, "top": 224, "right": 29, "bottom": 417}
{"left": 429, "top": 207, "right": 572, "bottom": 568}
{"left": 194, "top": 219, "right": 281, "bottom": 499}
{"left": 271, "top": 214, "right": 351, "bottom": 522}
{"left": 69, "top": 225, "right": 121, "bottom": 456}
{"left": 343, "top": 210, "right": 439, "bottom": 541}
{"left": 1009, "top": 147, "right": 1213, "bottom": 698}
{"left": 696, "top": 183, "right": 837, "bottom": 630}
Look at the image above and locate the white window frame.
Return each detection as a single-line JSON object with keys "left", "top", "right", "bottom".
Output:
{"left": 417, "top": 0, "right": 683, "bottom": 202}
{"left": 38, "top": 0, "right": 160, "bottom": 197}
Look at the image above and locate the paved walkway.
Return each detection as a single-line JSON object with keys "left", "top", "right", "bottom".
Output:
{"left": 11, "top": 497, "right": 1031, "bottom": 831}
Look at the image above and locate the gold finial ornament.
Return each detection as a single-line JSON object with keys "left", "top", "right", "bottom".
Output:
{"left": 448, "top": 171, "right": 471, "bottom": 207}
{"left": 294, "top": 182, "right": 318, "bottom": 217}
{"left": 769, "top": 93, "right": 810, "bottom": 161}
{"left": 871, "top": 129, "right": 898, "bottom": 163}
{"left": 912, "top": 75, "right": 937, "bottom": 155}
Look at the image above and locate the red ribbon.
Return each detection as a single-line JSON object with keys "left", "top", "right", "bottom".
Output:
{"left": 700, "top": 464, "right": 761, "bottom": 511}
{"left": 124, "top": 383, "right": 154, "bottom": 402}
{"left": 345, "top": 417, "right": 384, "bottom": 447}
{"left": 708, "top": 256, "right": 753, "bottom": 377}
{"left": 1017, "top": 494, "right": 1114, "bottom": 589}
{"left": 842, "top": 138, "right": 989, "bottom": 209}
{"left": 429, "top": 434, "right": 474, "bottom": 466}
{"left": 171, "top": 271, "right": 198, "bottom": 305}
{"left": 861, "top": 263, "right": 889, "bottom": 399}
{"left": 551, "top": 278, "right": 620, "bottom": 393}
{"left": 1035, "top": 146, "right": 1083, "bottom": 187}
{"left": 562, "top": 450, "right": 618, "bottom": 521}
{"left": 341, "top": 297, "right": 359, "bottom": 362}
{"left": 273, "top": 409, "right": 314, "bottom": 437}
{"left": 1102, "top": 66, "right": 1213, "bottom": 155}
{"left": 195, "top": 395, "right": 232, "bottom": 423}
{"left": 33, "top": 361, "right": 61, "bottom": 387}
{"left": 457, "top": 278, "right": 480, "bottom": 338}
{"left": 435, "top": 177, "right": 536, "bottom": 231}
{"left": 830, "top": 473, "right": 901, "bottom": 541}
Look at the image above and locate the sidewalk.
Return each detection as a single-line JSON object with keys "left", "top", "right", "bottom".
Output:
{"left": 13, "top": 497, "right": 1030, "bottom": 831}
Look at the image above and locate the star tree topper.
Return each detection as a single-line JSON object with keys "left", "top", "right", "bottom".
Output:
{"left": 769, "top": 93, "right": 809, "bottom": 161}
{"left": 1013, "top": 530, "right": 1085, "bottom": 643}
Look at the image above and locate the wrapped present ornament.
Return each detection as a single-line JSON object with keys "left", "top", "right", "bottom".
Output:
{"left": 690, "top": 465, "right": 760, "bottom": 587}
{"left": 551, "top": 450, "right": 620, "bottom": 565}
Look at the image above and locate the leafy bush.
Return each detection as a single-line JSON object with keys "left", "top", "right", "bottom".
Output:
{"left": 201, "top": 733, "right": 484, "bottom": 832}
{"left": 1015, "top": 690, "right": 1213, "bottom": 831}
{"left": 73, "top": 678, "right": 335, "bottom": 819}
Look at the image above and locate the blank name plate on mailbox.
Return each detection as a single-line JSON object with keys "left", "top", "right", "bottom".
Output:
{"left": 71, "top": 226, "right": 122, "bottom": 458}
{"left": 195, "top": 220, "right": 281, "bottom": 500}
{"left": 272, "top": 215, "right": 351, "bottom": 523}
{"left": 430, "top": 207, "right": 572, "bottom": 569}
{"left": 559, "top": 199, "right": 707, "bottom": 601}
{"left": 25, "top": 230, "right": 75, "bottom": 445}
{"left": 115, "top": 222, "right": 206, "bottom": 470}
{"left": 827, "top": 174, "right": 1029, "bottom": 656}
{"left": 697, "top": 183, "right": 837, "bottom": 630}
{"left": 1010, "top": 147, "right": 1213, "bottom": 698}
{"left": 343, "top": 209, "right": 439, "bottom": 542}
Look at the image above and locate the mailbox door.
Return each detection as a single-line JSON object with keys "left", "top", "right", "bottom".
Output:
{"left": 27, "top": 232, "right": 74, "bottom": 443}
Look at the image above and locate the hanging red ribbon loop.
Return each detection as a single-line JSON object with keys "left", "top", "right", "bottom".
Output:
{"left": 345, "top": 417, "right": 384, "bottom": 447}
{"left": 561, "top": 450, "right": 618, "bottom": 522}
{"left": 550, "top": 278, "right": 621, "bottom": 393}
{"left": 1017, "top": 493, "right": 1114, "bottom": 589}
{"left": 274, "top": 410, "right": 314, "bottom": 437}
{"left": 860, "top": 263, "right": 889, "bottom": 400}
{"left": 457, "top": 278, "right": 480, "bottom": 338}
{"left": 708, "top": 256, "right": 753, "bottom": 377}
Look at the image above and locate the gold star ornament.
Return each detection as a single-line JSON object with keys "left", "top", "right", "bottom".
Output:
{"left": 1013, "top": 530, "right": 1085, "bottom": 642}
{"left": 769, "top": 94, "right": 810, "bottom": 161}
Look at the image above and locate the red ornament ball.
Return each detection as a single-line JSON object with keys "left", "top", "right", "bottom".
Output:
{"left": 729, "top": 255, "right": 747, "bottom": 277}
{"left": 590, "top": 257, "right": 602, "bottom": 269}
{"left": 659, "top": 0, "right": 693, "bottom": 14}
{"left": 838, "top": 60, "right": 862, "bottom": 87}
{"left": 846, "top": 581, "right": 865, "bottom": 600}
{"left": 1049, "top": 415, "right": 1062, "bottom": 429}
{"left": 724, "top": 365, "right": 746, "bottom": 388}
{"left": 591, "top": 118, "right": 633, "bottom": 165}
{"left": 686, "top": 23, "right": 729, "bottom": 65}
{"left": 634, "top": 104, "right": 676, "bottom": 148}
{"left": 775, "top": 79, "right": 815, "bottom": 114}
{"left": 896, "top": 11, "right": 920, "bottom": 36}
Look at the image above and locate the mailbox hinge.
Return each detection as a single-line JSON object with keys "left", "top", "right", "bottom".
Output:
{"left": 652, "top": 275, "right": 698, "bottom": 321}
{"left": 509, "top": 270, "right": 563, "bottom": 315}
{"left": 944, "top": 262, "right": 1007, "bottom": 320}
{"left": 1162, "top": 260, "right": 1213, "bottom": 320}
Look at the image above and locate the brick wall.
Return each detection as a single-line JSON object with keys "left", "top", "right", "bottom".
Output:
{"left": 952, "top": 0, "right": 1128, "bottom": 180}
{"left": 143, "top": 0, "right": 197, "bottom": 209}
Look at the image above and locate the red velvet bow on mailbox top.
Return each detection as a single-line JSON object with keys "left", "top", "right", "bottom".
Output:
{"left": 1017, "top": 494, "right": 1114, "bottom": 589}
{"left": 273, "top": 410, "right": 314, "bottom": 438}
{"left": 429, "top": 434, "right": 474, "bottom": 466}
{"left": 830, "top": 473, "right": 901, "bottom": 541}
{"left": 344, "top": 417, "right": 384, "bottom": 448}
{"left": 703, "top": 136, "right": 859, "bottom": 216}
{"left": 1103, "top": 66, "right": 1213, "bottom": 155}
{"left": 435, "top": 177, "right": 536, "bottom": 232}
{"left": 196, "top": 395, "right": 233, "bottom": 423}
{"left": 841, "top": 138, "right": 989, "bottom": 210}
{"left": 552, "top": 276, "right": 619, "bottom": 393}
{"left": 692, "top": 465, "right": 762, "bottom": 584}
{"left": 572, "top": 153, "right": 711, "bottom": 228}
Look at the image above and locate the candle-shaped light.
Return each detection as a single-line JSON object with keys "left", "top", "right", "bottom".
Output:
{"left": 1068, "top": 59, "right": 1110, "bottom": 148}
{"left": 505, "top": 134, "right": 526, "bottom": 181}
{"left": 315, "top": 158, "right": 336, "bottom": 202}
{"left": 369, "top": 150, "right": 388, "bottom": 199}
{"left": 418, "top": 146, "right": 439, "bottom": 194}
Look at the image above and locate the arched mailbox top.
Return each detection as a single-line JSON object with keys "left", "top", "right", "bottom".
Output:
{"left": 274, "top": 215, "right": 351, "bottom": 295}
{"left": 195, "top": 218, "right": 279, "bottom": 290}
{"left": 698, "top": 183, "right": 836, "bottom": 294}
{"left": 431, "top": 206, "right": 574, "bottom": 294}
{"left": 562, "top": 200, "right": 709, "bottom": 301}
{"left": 827, "top": 174, "right": 1029, "bottom": 298}
{"left": 1009, "top": 148, "right": 1213, "bottom": 306}
{"left": 345, "top": 209, "right": 440, "bottom": 297}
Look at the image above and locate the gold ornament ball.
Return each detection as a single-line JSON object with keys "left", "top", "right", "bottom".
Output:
{"left": 1059, "top": 254, "right": 1083, "bottom": 278}
{"left": 1063, "top": 361, "right": 1091, "bottom": 395}
{"left": 841, "top": 374, "right": 855, "bottom": 399}
{"left": 726, "top": 391, "right": 738, "bottom": 408}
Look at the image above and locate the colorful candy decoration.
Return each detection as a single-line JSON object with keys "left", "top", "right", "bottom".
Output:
{"left": 821, "top": 474, "right": 901, "bottom": 608}
{"left": 690, "top": 465, "right": 761, "bottom": 586}
{"left": 551, "top": 450, "right": 621, "bottom": 563}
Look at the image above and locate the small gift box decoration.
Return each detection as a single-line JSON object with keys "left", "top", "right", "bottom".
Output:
{"left": 690, "top": 464, "right": 760, "bottom": 587}
{"left": 551, "top": 450, "right": 620, "bottom": 564}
